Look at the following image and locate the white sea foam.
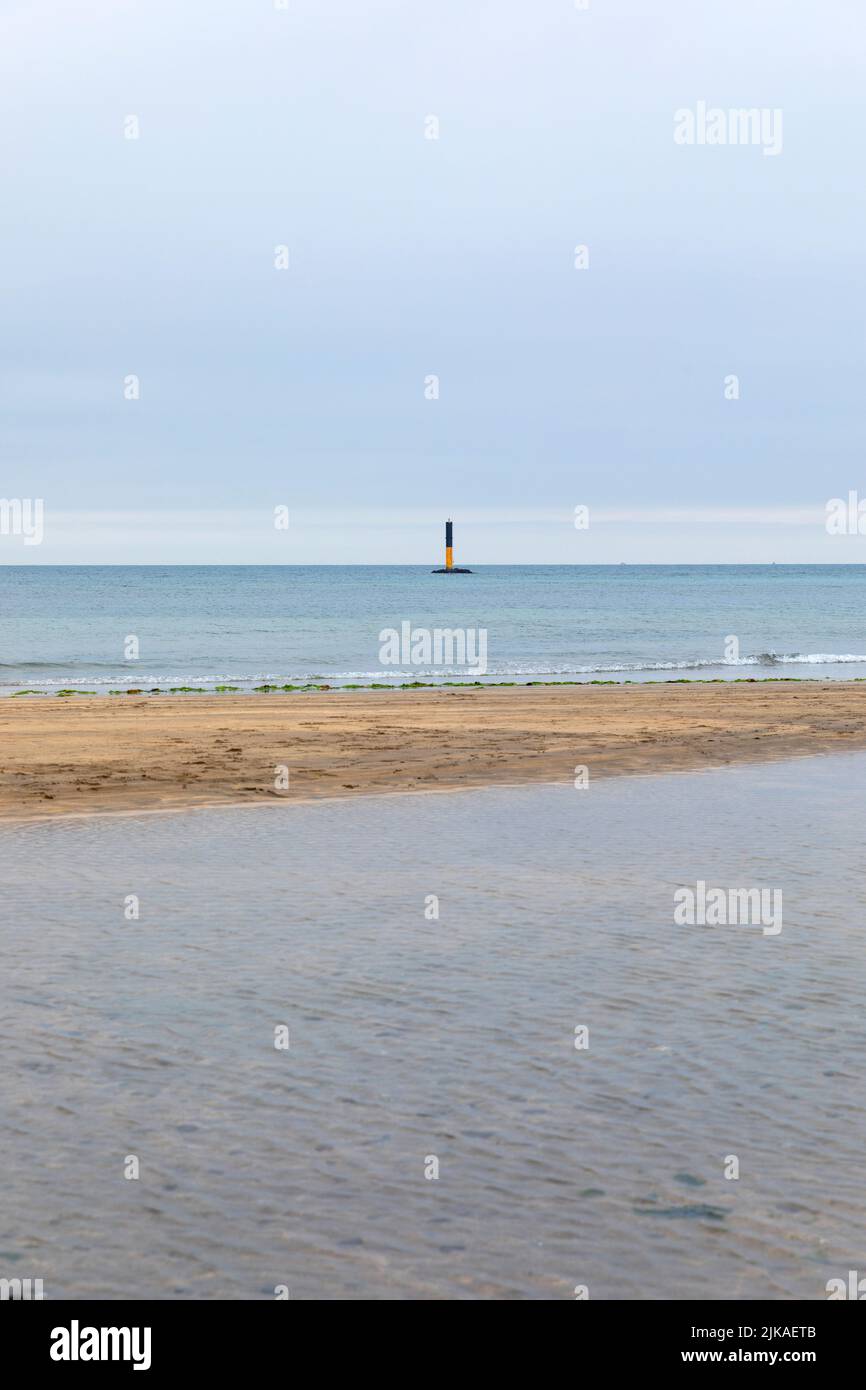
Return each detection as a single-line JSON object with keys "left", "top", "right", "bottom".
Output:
{"left": 4, "top": 652, "right": 866, "bottom": 691}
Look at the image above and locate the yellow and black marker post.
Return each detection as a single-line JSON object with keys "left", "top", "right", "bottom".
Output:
{"left": 432, "top": 518, "right": 472, "bottom": 573}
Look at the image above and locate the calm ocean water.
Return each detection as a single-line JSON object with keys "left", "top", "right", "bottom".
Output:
{"left": 2, "top": 565, "right": 866, "bottom": 691}
{"left": 2, "top": 752, "right": 864, "bottom": 1299}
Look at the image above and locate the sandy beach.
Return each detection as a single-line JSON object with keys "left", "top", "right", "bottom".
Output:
{"left": 2, "top": 681, "right": 866, "bottom": 822}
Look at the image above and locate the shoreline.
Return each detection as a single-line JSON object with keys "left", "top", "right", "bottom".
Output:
{"left": 0, "top": 751, "right": 840, "bottom": 829}
{"left": 4, "top": 673, "right": 865, "bottom": 698}
{"left": 3, "top": 681, "right": 866, "bottom": 824}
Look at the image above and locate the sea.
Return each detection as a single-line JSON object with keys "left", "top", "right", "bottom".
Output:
{"left": 2, "top": 752, "right": 864, "bottom": 1299}
{"left": 2, "top": 564, "right": 866, "bottom": 692}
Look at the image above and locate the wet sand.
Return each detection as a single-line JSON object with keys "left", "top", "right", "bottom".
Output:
{"left": 6, "top": 752, "right": 864, "bottom": 1298}
{"left": 2, "top": 682, "right": 866, "bottom": 822}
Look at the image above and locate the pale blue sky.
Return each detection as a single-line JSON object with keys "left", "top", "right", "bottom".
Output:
{"left": 2, "top": 0, "right": 865, "bottom": 562}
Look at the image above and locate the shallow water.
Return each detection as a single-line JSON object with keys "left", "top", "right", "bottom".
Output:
{"left": 4, "top": 563, "right": 866, "bottom": 690}
{"left": 2, "top": 752, "right": 864, "bottom": 1299}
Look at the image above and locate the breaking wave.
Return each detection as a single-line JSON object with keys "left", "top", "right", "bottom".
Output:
{"left": 2, "top": 652, "right": 866, "bottom": 690}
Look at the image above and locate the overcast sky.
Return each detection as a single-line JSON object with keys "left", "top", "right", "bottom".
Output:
{"left": 2, "top": 0, "right": 864, "bottom": 562}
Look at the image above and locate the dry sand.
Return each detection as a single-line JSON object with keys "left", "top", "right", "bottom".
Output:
{"left": 2, "top": 682, "right": 866, "bottom": 823}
